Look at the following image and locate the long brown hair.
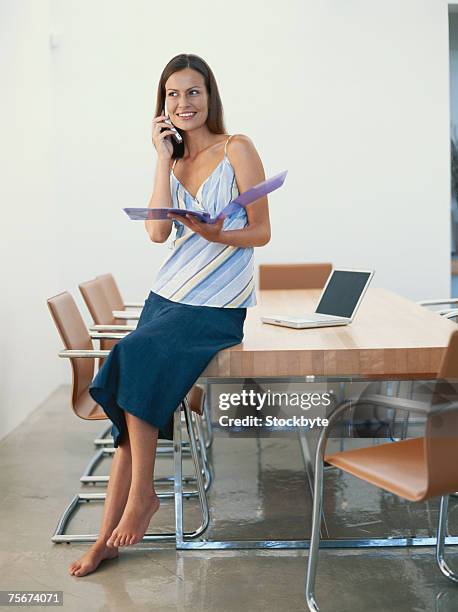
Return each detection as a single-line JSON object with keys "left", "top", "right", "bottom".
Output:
{"left": 155, "top": 54, "right": 226, "bottom": 158}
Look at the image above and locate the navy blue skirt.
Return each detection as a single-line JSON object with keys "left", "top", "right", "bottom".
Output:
{"left": 89, "top": 291, "right": 246, "bottom": 447}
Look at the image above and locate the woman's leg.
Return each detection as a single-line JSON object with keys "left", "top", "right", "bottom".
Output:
{"left": 106, "top": 412, "right": 160, "bottom": 548}
{"left": 68, "top": 431, "right": 133, "bottom": 577}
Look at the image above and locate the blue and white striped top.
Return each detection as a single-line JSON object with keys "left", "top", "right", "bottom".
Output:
{"left": 151, "top": 135, "right": 257, "bottom": 308}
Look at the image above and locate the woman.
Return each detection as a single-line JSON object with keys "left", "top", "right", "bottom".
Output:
{"left": 68, "top": 53, "right": 270, "bottom": 577}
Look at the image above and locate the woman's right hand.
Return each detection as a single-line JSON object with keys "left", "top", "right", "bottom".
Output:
{"left": 152, "top": 114, "right": 176, "bottom": 160}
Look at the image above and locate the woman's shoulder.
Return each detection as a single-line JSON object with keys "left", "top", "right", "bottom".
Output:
{"left": 226, "top": 134, "right": 259, "bottom": 165}
{"left": 226, "top": 134, "right": 260, "bottom": 170}
{"left": 227, "top": 133, "right": 255, "bottom": 150}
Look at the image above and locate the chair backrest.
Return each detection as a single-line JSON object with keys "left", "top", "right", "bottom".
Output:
{"left": 79, "top": 278, "right": 117, "bottom": 351}
{"left": 47, "top": 291, "right": 100, "bottom": 419}
{"left": 97, "top": 273, "right": 125, "bottom": 312}
{"left": 424, "top": 329, "right": 458, "bottom": 498}
{"left": 97, "top": 273, "right": 130, "bottom": 326}
{"left": 187, "top": 384, "right": 205, "bottom": 416}
{"left": 259, "top": 263, "right": 332, "bottom": 290}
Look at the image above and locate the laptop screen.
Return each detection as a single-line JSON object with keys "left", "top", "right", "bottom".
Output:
{"left": 315, "top": 270, "right": 372, "bottom": 318}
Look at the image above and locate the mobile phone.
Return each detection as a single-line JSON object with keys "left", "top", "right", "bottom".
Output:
{"left": 163, "top": 100, "right": 182, "bottom": 143}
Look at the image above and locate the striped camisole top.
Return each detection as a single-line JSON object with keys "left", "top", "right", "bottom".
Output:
{"left": 151, "top": 135, "right": 257, "bottom": 308}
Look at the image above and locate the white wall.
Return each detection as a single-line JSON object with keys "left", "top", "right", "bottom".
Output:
{"left": 49, "top": 0, "right": 452, "bottom": 306}
{"left": 450, "top": 11, "right": 458, "bottom": 140}
{"left": 0, "top": 0, "right": 62, "bottom": 441}
{"left": 0, "top": 0, "right": 454, "bottom": 441}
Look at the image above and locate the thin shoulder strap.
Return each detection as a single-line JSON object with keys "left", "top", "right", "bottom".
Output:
{"left": 224, "top": 134, "right": 234, "bottom": 157}
{"left": 171, "top": 157, "right": 178, "bottom": 171}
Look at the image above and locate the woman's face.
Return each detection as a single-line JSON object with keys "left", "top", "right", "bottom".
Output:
{"left": 164, "top": 68, "right": 209, "bottom": 132}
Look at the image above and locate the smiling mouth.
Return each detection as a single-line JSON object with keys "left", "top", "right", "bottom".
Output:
{"left": 176, "top": 112, "right": 197, "bottom": 119}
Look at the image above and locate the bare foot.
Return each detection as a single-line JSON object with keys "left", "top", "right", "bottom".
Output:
{"left": 106, "top": 493, "right": 160, "bottom": 548}
{"left": 68, "top": 541, "right": 119, "bottom": 577}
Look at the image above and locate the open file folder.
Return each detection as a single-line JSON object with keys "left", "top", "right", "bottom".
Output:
{"left": 123, "top": 170, "right": 287, "bottom": 224}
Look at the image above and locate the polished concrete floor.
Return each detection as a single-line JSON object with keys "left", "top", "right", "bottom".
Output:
{"left": 1, "top": 385, "right": 458, "bottom": 611}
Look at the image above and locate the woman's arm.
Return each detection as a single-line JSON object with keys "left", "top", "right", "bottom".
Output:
{"left": 144, "top": 114, "right": 176, "bottom": 243}
{"left": 144, "top": 158, "right": 173, "bottom": 243}
{"left": 167, "top": 135, "right": 271, "bottom": 248}
{"left": 218, "top": 134, "right": 271, "bottom": 247}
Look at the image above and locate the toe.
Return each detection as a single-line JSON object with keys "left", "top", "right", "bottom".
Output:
{"left": 107, "top": 532, "right": 117, "bottom": 547}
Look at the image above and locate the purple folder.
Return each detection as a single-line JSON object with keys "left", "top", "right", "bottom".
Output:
{"left": 124, "top": 208, "right": 210, "bottom": 222}
{"left": 123, "top": 170, "right": 287, "bottom": 224}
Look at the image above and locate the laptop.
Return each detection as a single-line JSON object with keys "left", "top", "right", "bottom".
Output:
{"left": 261, "top": 268, "right": 374, "bottom": 329}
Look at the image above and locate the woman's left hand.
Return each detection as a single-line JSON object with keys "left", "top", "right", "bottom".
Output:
{"left": 167, "top": 212, "right": 226, "bottom": 243}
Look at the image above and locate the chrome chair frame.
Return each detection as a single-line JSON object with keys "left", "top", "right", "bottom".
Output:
{"left": 417, "top": 299, "right": 458, "bottom": 319}
{"left": 80, "top": 437, "right": 211, "bottom": 493}
{"left": 52, "top": 397, "right": 210, "bottom": 544}
{"left": 428, "top": 310, "right": 458, "bottom": 499}
{"left": 305, "top": 395, "right": 458, "bottom": 612}
{"left": 417, "top": 298, "right": 458, "bottom": 308}
{"left": 53, "top": 341, "right": 211, "bottom": 535}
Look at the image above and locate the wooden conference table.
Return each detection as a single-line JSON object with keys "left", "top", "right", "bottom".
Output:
{"left": 200, "top": 287, "right": 456, "bottom": 379}
{"left": 183, "top": 287, "right": 458, "bottom": 551}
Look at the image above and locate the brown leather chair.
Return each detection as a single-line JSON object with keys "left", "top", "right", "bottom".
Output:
{"left": 47, "top": 291, "right": 107, "bottom": 421}
{"left": 77, "top": 277, "right": 135, "bottom": 446}
{"left": 258, "top": 263, "right": 332, "bottom": 290}
{"left": 47, "top": 291, "right": 210, "bottom": 544}
{"left": 96, "top": 273, "right": 125, "bottom": 312}
{"left": 79, "top": 278, "right": 121, "bottom": 352}
{"left": 96, "top": 273, "right": 143, "bottom": 325}
{"left": 305, "top": 330, "right": 458, "bottom": 611}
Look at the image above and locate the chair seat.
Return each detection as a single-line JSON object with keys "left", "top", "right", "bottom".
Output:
{"left": 325, "top": 437, "right": 427, "bottom": 502}
{"left": 75, "top": 389, "right": 107, "bottom": 420}
{"left": 75, "top": 386, "right": 204, "bottom": 421}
